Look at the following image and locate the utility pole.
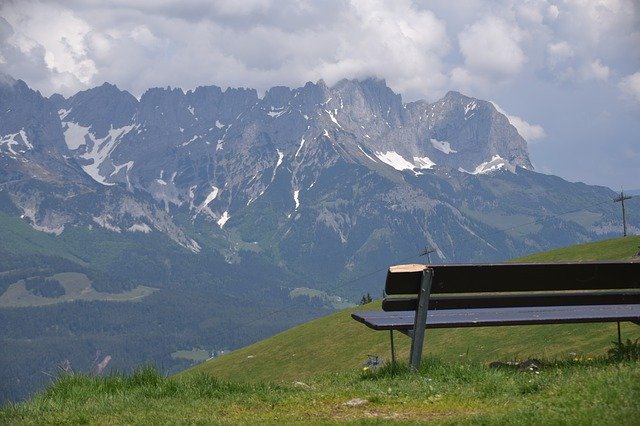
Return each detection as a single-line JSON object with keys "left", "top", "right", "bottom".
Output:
{"left": 420, "top": 247, "right": 436, "bottom": 264}
{"left": 614, "top": 190, "right": 633, "bottom": 237}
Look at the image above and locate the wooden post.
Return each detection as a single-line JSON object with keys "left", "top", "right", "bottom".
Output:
{"left": 409, "top": 268, "right": 433, "bottom": 371}
{"left": 614, "top": 191, "right": 633, "bottom": 237}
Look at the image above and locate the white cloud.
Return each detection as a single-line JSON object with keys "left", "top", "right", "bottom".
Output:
{"left": 618, "top": 72, "right": 640, "bottom": 103}
{"left": 212, "top": 0, "right": 271, "bottom": 16}
{"left": 582, "top": 59, "right": 610, "bottom": 81}
{"left": 563, "top": 0, "right": 636, "bottom": 43}
{"left": 0, "top": 2, "right": 97, "bottom": 94}
{"left": 457, "top": 16, "right": 526, "bottom": 82}
{"left": 547, "top": 41, "right": 574, "bottom": 63}
{"left": 516, "top": 1, "right": 545, "bottom": 24}
{"left": 506, "top": 115, "right": 547, "bottom": 142}
{"left": 1, "top": 0, "right": 637, "bottom": 102}
{"left": 0, "top": 0, "right": 452, "bottom": 98}
{"left": 491, "top": 102, "right": 546, "bottom": 142}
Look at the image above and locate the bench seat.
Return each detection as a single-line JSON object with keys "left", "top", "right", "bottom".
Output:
{"left": 352, "top": 303, "right": 640, "bottom": 330}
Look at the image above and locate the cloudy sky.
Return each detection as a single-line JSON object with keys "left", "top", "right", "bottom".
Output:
{"left": 1, "top": 0, "right": 638, "bottom": 190}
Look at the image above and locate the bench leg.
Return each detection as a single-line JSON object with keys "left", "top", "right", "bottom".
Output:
{"left": 390, "top": 330, "right": 396, "bottom": 369}
{"left": 618, "top": 321, "right": 622, "bottom": 346}
{"left": 409, "top": 268, "right": 433, "bottom": 371}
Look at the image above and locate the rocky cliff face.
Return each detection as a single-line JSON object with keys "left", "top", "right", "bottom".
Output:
{"left": 1, "top": 76, "right": 629, "bottom": 275}
{"left": 49, "top": 78, "right": 532, "bottom": 221}
{"left": 0, "top": 77, "right": 198, "bottom": 249}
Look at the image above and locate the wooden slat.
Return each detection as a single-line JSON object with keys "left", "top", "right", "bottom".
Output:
{"left": 384, "top": 262, "right": 640, "bottom": 295}
{"left": 382, "top": 290, "right": 640, "bottom": 311}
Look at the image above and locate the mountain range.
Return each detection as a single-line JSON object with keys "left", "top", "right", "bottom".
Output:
{"left": 1, "top": 74, "right": 637, "bottom": 403}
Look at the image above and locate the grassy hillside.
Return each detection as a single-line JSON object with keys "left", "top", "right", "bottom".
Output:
{"left": 2, "top": 236, "right": 639, "bottom": 423}
{"left": 184, "top": 235, "right": 640, "bottom": 383}
{"left": 511, "top": 234, "right": 640, "bottom": 262}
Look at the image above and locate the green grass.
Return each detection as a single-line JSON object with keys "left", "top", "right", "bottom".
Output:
{"left": 512, "top": 235, "right": 640, "bottom": 262}
{"left": 2, "top": 236, "right": 639, "bottom": 423}
{"left": 2, "top": 359, "right": 639, "bottom": 424}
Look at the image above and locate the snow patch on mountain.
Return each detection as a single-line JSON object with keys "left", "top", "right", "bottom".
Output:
{"left": 203, "top": 186, "right": 219, "bottom": 207}
{"left": 294, "top": 190, "right": 300, "bottom": 210}
{"left": 465, "top": 155, "right": 516, "bottom": 175}
{"left": 20, "top": 130, "right": 32, "bottom": 150}
{"left": 58, "top": 108, "right": 71, "bottom": 120}
{"left": 63, "top": 122, "right": 91, "bottom": 150}
{"left": 0, "top": 130, "right": 31, "bottom": 158}
{"left": 413, "top": 156, "right": 435, "bottom": 169}
{"left": 430, "top": 139, "right": 457, "bottom": 154}
{"left": 271, "top": 150, "right": 284, "bottom": 182}
{"left": 217, "top": 211, "right": 230, "bottom": 228}
{"left": 295, "top": 137, "right": 305, "bottom": 158}
{"left": 375, "top": 151, "right": 415, "bottom": 171}
{"left": 194, "top": 186, "right": 220, "bottom": 217}
{"left": 110, "top": 161, "right": 134, "bottom": 189}
{"left": 181, "top": 135, "right": 198, "bottom": 147}
{"left": 464, "top": 101, "right": 477, "bottom": 116}
{"left": 63, "top": 123, "right": 136, "bottom": 185}
{"left": 81, "top": 125, "right": 136, "bottom": 185}
{"left": 326, "top": 109, "right": 342, "bottom": 129}
{"left": 375, "top": 151, "right": 436, "bottom": 172}
{"left": 128, "top": 223, "right": 152, "bottom": 233}
{"left": 268, "top": 107, "right": 287, "bottom": 118}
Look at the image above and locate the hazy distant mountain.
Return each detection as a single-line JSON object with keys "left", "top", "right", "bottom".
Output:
{"left": 3, "top": 76, "right": 632, "bottom": 269}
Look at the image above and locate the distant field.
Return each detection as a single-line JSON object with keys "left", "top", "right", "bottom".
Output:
{"left": 171, "top": 348, "right": 211, "bottom": 362}
{"left": 289, "top": 286, "right": 355, "bottom": 310}
{"left": 0, "top": 272, "right": 157, "bottom": 308}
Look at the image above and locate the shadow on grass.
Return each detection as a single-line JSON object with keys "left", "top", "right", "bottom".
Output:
{"left": 359, "top": 339, "right": 640, "bottom": 383}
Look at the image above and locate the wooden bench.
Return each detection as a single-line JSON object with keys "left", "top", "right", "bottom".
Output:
{"left": 351, "top": 262, "right": 640, "bottom": 370}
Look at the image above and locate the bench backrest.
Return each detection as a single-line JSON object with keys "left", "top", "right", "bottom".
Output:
{"left": 382, "top": 262, "right": 640, "bottom": 311}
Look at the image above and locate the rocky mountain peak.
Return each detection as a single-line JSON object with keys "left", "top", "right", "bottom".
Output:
{"left": 2, "top": 76, "right": 538, "bottom": 246}
{"left": 331, "top": 78, "right": 402, "bottom": 123}
{"left": 59, "top": 82, "right": 138, "bottom": 138}
{"left": 263, "top": 85, "right": 293, "bottom": 108}
{"left": 0, "top": 74, "right": 630, "bottom": 291}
